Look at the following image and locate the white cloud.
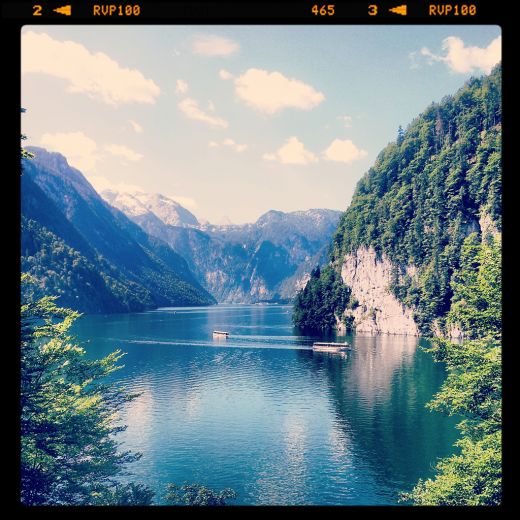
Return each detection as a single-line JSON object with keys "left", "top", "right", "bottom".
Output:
{"left": 210, "top": 138, "right": 247, "bottom": 153}
{"left": 40, "top": 130, "right": 145, "bottom": 173}
{"left": 207, "top": 100, "right": 215, "bottom": 112}
{"left": 175, "top": 79, "right": 189, "bottom": 94}
{"left": 223, "top": 138, "right": 247, "bottom": 152}
{"left": 105, "top": 144, "right": 143, "bottom": 162}
{"left": 409, "top": 51, "right": 421, "bottom": 70}
{"left": 338, "top": 115, "right": 353, "bottom": 128}
{"left": 178, "top": 98, "right": 228, "bottom": 128}
{"left": 219, "top": 69, "right": 233, "bottom": 80}
{"left": 129, "top": 120, "right": 143, "bottom": 133}
{"left": 22, "top": 31, "right": 160, "bottom": 106}
{"left": 263, "top": 137, "right": 317, "bottom": 165}
{"left": 323, "top": 139, "right": 368, "bottom": 164}
{"left": 191, "top": 34, "right": 239, "bottom": 56}
{"left": 414, "top": 35, "right": 501, "bottom": 74}
{"left": 40, "top": 131, "right": 100, "bottom": 172}
{"left": 234, "top": 68, "right": 325, "bottom": 114}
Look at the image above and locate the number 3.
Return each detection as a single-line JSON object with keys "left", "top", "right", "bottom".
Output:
{"left": 368, "top": 4, "right": 378, "bottom": 16}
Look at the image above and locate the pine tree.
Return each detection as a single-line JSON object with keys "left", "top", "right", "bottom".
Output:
{"left": 402, "top": 235, "right": 501, "bottom": 505}
{"left": 20, "top": 274, "right": 154, "bottom": 505}
{"left": 397, "top": 125, "right": 405, "bottom": 145}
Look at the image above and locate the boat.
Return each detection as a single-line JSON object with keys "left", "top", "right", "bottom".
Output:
{"left": 312, "top": 342, "right": 350, "bottom": 353}
{"left": 212, "top": 330, "right": 229, "bottom": 338}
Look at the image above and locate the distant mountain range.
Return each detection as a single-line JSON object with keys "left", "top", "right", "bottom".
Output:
{"left": 21, "top": 147, "right": 215, "bottom": 312}
{"left": 102, "top": 189, "right": 342, "bottom": 303}
{"left": 21, "top": 146, "right": 341, "bottom": 311}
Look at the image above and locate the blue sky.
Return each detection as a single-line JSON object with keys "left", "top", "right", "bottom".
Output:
{"left": 21, "top": 25, "right": 501, "bottom": 224}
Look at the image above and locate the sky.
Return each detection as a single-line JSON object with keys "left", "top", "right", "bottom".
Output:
{"left": 21, "top": 25, "right": 501, "bottom": 224}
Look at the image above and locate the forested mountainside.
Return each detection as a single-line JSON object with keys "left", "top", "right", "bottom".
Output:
{"left": 294, "top": 65, "right": 501, "bottom": 336}
{"left": 21, "top": 148, "right": 215, "bottom": 313}
{"left": 103, "top": 188, "right": 341, "bottom": 304}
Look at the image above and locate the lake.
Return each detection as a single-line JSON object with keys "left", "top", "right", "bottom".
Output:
{"left": 72, "top": 304, "right": 459, "bottom": 505}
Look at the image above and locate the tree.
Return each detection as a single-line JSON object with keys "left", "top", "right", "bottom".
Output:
{"left": 20, "top": 274, "right": 154, "bottom": 505}
{"left": 402, "top": 234, "right": 501, "bottom": 505}
{"left": 397, "top": 125, "right": 405, "bottom": 145}
{"left": 403, "top": 431, "right": 500, "bottom": 505}
{"left": 21, "top": 108, "right": 34, "bottom": 164}
{"left": 89, "top": 483, "right": 156, "bottom": 506}
{"left": 165, "top": 483, "right": 237, "bottom": 506}
{"left": 292, "top": 265, "right": 351, "bottom": 331}
{"left": 448, "top": 233, "right": 501, "bottom": 340}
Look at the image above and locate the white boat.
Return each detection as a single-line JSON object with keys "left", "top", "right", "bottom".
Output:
{"left": 213, "top": 330, "right": 229, "bottom": 338}
{"left": 312, "top": 342, "right": 350, "bottom": 353}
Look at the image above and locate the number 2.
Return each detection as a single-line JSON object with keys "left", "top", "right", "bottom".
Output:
{"left": 33, "top": 4, "right": 42, "bottom": 16}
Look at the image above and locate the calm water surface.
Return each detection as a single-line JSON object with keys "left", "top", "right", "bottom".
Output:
{"left": 73, "top": 304, "right": 459, "bottom": 505}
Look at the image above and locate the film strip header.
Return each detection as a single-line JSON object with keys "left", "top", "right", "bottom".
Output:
{"left": 2, "top": 2, "right": 493, "bottom": 22}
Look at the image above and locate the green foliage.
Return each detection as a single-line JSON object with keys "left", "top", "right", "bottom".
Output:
{"left": 402, "top": 232, "right": 501, "bottom": 505}
{"left": 292, "top": 265, "right": 351, "bottom": 330}
{"left": 290, "top": 65, "right": 502, "bottom": 505}
{"left": 21, "top": 217, "right": 146, "bottom": 313}
{"left": 89, "top": 483, "right": 155, "bottom": 506}
{"left": 402, "top": 432, "right": 501, "bottom": 506}
{"left": 21, "top": 214, "right": 213, "bottom": 313}
{"left": 165, "top": 483, "right": 237, "bottom": 506}
{"left": 20, "top": 274, "right": 154, "bottom": 505}
{"left": 426, "top": 338, "right": 501, "bottom": 438}
{"left": 448, "top": 234, "right": 501, "bottom": 340}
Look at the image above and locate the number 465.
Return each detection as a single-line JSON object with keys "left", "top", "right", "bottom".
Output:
{"left": 312, "top": 5, "right": 335, "bottom": 16}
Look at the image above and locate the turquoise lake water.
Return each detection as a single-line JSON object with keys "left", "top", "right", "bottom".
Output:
{"left": 72, "top": 304, "right": 459, "bottom": 505}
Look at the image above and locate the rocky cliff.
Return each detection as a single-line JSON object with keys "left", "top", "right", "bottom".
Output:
{"left": 339, "top": 247, "right": 419, "bottom": 335}
{"left": 338, "top": 206, "right": 500, "bottom": 338}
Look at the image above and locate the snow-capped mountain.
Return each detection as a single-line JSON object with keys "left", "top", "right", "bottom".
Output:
{"left": 102, "top": 190, "right": 199, "bottom": 227}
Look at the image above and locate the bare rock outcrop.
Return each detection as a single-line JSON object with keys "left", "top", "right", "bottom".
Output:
{"left": 339, "top": 247, "right": 419, "bottom": 336}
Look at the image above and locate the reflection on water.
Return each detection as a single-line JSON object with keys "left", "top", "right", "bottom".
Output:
{"left": 347, "top": 335, "right": 417, "bottom": 402}
{"left": 73, "top": 305, "right": 459, "bottom": 505}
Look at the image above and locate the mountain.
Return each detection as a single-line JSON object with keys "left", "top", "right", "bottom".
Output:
{"left": 102, "top": 190, "right": 342, "bottom": 303}
{"left": 293, "top": 65, "right": 501, "bottom": 337}
{"left": 21, "top": 148, "right": 216, "bottom": 313}
{"left": 102, "top": 190, "right": 199, "bottom": 227}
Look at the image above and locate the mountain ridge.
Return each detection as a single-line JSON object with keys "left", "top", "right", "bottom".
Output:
{"left": 22, "top": 147, "right": 216, "bottom": 312}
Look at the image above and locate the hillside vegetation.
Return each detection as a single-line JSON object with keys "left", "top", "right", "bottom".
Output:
{"left": 294, "top": 65, "right": 501, "bottom": 334}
